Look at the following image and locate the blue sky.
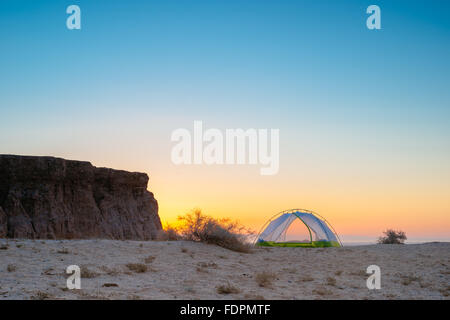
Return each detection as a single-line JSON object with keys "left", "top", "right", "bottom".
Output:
{"left": 0, "top": 1, "right": 449, "bottom": 239}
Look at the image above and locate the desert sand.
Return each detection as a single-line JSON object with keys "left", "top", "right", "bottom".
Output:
{"left": 0, "top": 239, "right": 448, "bottom": 300}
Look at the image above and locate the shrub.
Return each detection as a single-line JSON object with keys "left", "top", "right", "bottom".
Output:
{"left": 126, "top": 263, "right": 148, "bottom": 273}
{"left": 378, "top": 229, "right": 407, "bottom": 244}
{"left": 216, "top": 282, "right": 240, "bottom": 294}
{"left": 255, "top": 272, "right": 277, "bottom": 288}
{"left": 176, "top": 209, "right": 253, "bottom": 253}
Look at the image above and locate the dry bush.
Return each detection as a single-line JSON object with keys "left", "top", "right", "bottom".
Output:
{"left": 255, "top": 272, "right": 277, "bottom": 288}
{"left": 144, "top": 256, "right": 156, "bottom": 264}
{"left": 378, "top": 229, "right": 407, "bottom": 244}
{"left": 216, "top": 282, "right": 240, "bottom": 294}
{"left": 126, "top": 263, "right": 148, "bottom": 273}
{"left": 0, "top": 243, "right": 9, "bottom": 250}
{"left": 176, "top": 209, "right": 254, "bottom": 253}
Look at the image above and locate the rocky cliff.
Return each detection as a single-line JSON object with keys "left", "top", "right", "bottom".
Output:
{"left": 0, "top": 155, "right": 161, "bottom": 240}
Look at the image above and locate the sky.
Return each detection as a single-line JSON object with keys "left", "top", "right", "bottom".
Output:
{"left": 1, "top": 0, "right": 449, "bottom": 243}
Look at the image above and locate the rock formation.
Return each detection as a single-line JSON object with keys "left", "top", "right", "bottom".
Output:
{"left": 0, "top": 155, "right": 161, "bottom": 240}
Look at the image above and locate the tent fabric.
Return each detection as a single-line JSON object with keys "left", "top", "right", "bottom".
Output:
{"left": 256, "top": 210, "right": 341, "bottom": 247}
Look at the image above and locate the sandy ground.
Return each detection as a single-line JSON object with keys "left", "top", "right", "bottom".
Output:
{"left": 0, "top": 239, "right": 449, "bottom": 300}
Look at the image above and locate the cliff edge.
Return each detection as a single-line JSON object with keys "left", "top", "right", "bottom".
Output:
{"left": 0, "top": 155, "right": 161, "bottom": 240}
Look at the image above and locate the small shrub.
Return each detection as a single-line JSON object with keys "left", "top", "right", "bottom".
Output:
{"left": 144, "top": 256, "right": 156, "bottom": 264}
{"left": 255, "top": 272, "right": 277, "bottom": 288}
{"left": 126, "top": 263, "right": 148, "bottom": 273}
{"left": 0, "top": 243, "right": 9, "bottom": 250}
{"left": 176, "top": 209, "right": 254, "bottom": 253}
{"left": 378, "top": 229, "right": 407, "bottom": 244}
{"left": 216, "top": 282, "right": 240, "bottom": 294}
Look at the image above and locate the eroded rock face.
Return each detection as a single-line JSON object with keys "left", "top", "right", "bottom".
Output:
{"left": 0, "top": 155, "right": 161, "bottom": 240}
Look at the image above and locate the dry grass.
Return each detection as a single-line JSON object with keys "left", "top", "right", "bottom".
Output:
{"left": 255, "top": 271, "right": 277, "bottom": 288}
{"left": 7, "top": 264, "right": 17, "bottom": 272}
{"left": 313, "top": 287, "right": 333, "bottom": 296}
{"left": 144, "top": 256, "right": 156, "bottom": 264}
{"left": 243, "top": 294, "right": 265, "bottom": 300}
{"left": 156, "top": 225, "right": 181, "bottom": 241}
{"left": 326, "top": 277, "right": 337, "bottom": 286}
{"left": 57, "top": 248, "right": 70, "bottom": 254}
{"left": 0, "top": 243, "right": 9, "bottom": 250}
{"left": 298, "top": 275, "right": 314, "bottom": 282}
{"left": 216, "top": 282, "right": 240, "bottom": 294}
{"left": 176, "top": 209, "right": 254, "bottom": 253}
{"left": 99, "top": 266, "right": 120, "bottom": 276}
{"left": 349, "top": 270, "right": 367, "bottom": 277}
{"left": 400, "top": 274, "right": 422, "bottom": 286}
{"left": 197, "top": 262, "right": 218, "bottom": 269}
{"left": 126, "top": 263, "right": 148, "bottom": 273}
{"left": 31, "top": 291, "right": 51, "bottom": 300}
{"left": 80, "top": 266, "right": 98, "bottom": 278}
{"left": 102, "top": 283, "right": 119, "bottom": 287}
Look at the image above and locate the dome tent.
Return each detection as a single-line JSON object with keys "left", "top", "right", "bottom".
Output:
{"left": 255, "top": 209, "right": 342, "bottom": 247}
